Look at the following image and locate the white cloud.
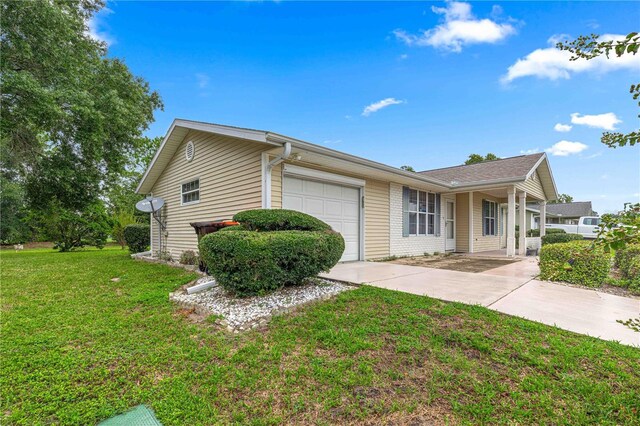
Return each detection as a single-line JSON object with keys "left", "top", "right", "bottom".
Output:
{"left": 362, "top": 98, "right": 404, "bottom": 116}
{"left": 502, "top": 34, "right": 640, "bottom": 83}
{"left": 545, "top": 140, "right": 588, "bottom": 156}
{"left": 393, "top": 1, "right": 516, "bottom": 53}
{"left": 570, "top": 112, "right": 621, "bottom": 131}
{"left": 196, "top": 73, "right": 210, "bottom": 89}
{"left": 399, "top": 54, "right": 409, "bottom": 60}
{"left": 86, "top": 7, "right": 115, "bottom": 46}
{"left": 520, "top": 148, "right": 540, "bottom": 155}
{"left": 323, "top": 139, "right": 342, "bottom": 145}
{"left": 600, "top": 174, "right": 609, "bottom": 180}
{"left": 553, "top": 123, "right": 572, "bottom": 132}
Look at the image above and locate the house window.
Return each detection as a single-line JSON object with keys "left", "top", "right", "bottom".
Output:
{"left": 483, "top": 200, "right": 497, "bottom": 236}
{"left": 405, "top": 188, "right": 436, "bottom": 236}
{"left": 181, "top": 179, "right": 200, "bottom": 205}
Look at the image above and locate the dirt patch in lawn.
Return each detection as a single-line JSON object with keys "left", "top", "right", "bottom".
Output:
{"left": 387, "top": 255, "right": 520, "bottom": 273}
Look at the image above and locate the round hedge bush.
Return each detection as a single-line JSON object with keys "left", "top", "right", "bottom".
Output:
{"left": 233, "top": 209, "right": 331, "bottom": 232}
{"left": 200, "top": 229, "right": 344, "bottom": 296}
{"left": 124, "top": 224, "right": 150, "bottom": 254}
{"left": 539, "top": 240, "right": 611, "bottom": 287}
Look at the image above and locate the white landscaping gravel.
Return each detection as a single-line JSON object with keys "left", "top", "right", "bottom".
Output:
{"left": 171, "top": 278, "right": 354, "bottom": 331}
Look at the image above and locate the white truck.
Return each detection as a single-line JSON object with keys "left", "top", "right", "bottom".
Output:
{"left": 545, "top": 216, "right": 600, "bottom": 239}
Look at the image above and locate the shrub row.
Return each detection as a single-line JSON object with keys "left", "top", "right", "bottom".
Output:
{"left": 200, "top": 229, "right": 344, "bottom": 296}
{"left": 546, "top": 228, "right": 567, "bottom": 234}
{"left": 539, "top": 240, "right": 611, "bottom": 287}
{"left": 527, "top": 228, "right": 566, "bottom": 237}
{"left": 124, "top": 224, "right": 150, "bottom": 253}
{"left": 541, "top": 233, "right": 583, "bottom": 245}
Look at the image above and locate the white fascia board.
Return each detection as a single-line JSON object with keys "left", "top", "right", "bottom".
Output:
{"left": 136, "top": 120, "right": 178, "bottom": 194}
{"left": 283, "top": 164, "right": 366, "bottom": 187}
{"left": 268, "top": 133, "right": 451, "bottom": 191}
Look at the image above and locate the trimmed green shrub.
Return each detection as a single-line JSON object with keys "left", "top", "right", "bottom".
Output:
{"left": 200, "top": 230, "right": 344, "bottom": 297}
{"left": 539, "top": 240, "right": 611, "bottom": 287}
{"left": 233, "top": 209, "right": 331, "bottom": 232}
{"left": 614, "top": 243, "right": 640, "bottom": 282}
{"left": 546, "top": 228, "right": 566, "bottom": 234}
{"left": 527, "top": 229, "right": 540, "bottom": 237}
{"left": 217, "top": 225, "right": 246, "bottom": 232}
{"left": 124, "top": 224, "right": 150, "bottom": 254}
{"left": 541, "top": 233, "right": 583, "bottom": 245}
{"left": 179, "top": 250, "right": 198, "bottom": 265}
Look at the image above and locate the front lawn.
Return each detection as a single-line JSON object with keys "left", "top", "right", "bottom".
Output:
{"left": 1, "top": 248, "right": 638, "bottom": 425}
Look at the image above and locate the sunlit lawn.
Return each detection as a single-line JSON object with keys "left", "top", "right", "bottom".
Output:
{"left": 1, "top": 247, "right": 639, "bottom": 425}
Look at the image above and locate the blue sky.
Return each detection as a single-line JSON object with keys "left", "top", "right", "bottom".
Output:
{"left": 93, "top": 1, "right": 639, "bottom": 213}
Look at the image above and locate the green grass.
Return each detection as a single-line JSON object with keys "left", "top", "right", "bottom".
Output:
{"left": 1, "top": 248, "right": 639, "bottom": 425}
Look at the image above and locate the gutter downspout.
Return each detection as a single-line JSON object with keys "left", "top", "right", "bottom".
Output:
{"left": 263, "top": 142, "right": 291, "bottom": 208}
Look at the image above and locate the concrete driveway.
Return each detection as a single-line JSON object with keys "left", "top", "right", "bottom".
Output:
{"left": 321, "top": 259, "right": 640, "bottom": 347}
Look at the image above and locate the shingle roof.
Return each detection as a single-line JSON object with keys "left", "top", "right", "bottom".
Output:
{"left": 536, "top": 201, "right": 594, "bottom": 217}
{"left": 418, "top": 153, "right": 545, "bottom": 185}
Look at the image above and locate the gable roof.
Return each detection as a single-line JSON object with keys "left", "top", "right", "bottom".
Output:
{"left": 137, "top": 119, "right": 558, "bottom": 200}
{"left": 418, "top": 153, "right": 545, "bottom": 185}
{"left": 540, "top": 201, "right": 595, "bottom": 217}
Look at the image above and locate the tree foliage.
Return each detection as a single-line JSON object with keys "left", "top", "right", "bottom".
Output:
{"left": 0, "top": 0, "right": 162, "bottom": 249}
{"left": 549, "top": 193, "right": 574, "bottom": 204}
{"left": 464, "top": 153, "right": 499, "bottom": 165}
{"left": 556, "top": 32, "right": 639, "bottom": 148}
{"left": 400, "top": 165, "right": 415, "bottom": 172}
{"left": 596, "top": 203, "right": 640, "bottom": 252}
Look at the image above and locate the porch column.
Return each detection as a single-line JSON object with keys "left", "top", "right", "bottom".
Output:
{"left": 518, "top": 191, "right": 527, "bottom": 255}
{"left": 539, "top": 201, "right": 546, "bottom": 237}
{"left": 506, "top": 187, "right": 516, "bottom": 257}
{"left": 468, "top": 192, "right": 474, "bottom": 253}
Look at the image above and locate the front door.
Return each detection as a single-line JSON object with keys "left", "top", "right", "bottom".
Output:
{"left": 445, "top": 199, "right": 455, "bottom": 251}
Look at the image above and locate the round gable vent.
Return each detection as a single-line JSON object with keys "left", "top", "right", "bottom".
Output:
{"left": 185, "top": 141, "right": 195, "bottom": 162}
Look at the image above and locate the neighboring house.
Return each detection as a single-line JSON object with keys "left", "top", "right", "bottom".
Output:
{"left": 136, "top": 120, "right": 558, "bottom": 260}
{"left": 528, "top": 201, "right": 596, "bottom": 225}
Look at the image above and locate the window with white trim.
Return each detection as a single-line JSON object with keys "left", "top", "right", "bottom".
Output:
{"left": 181, "top": 179, "right": 200, "bottom": 205}
{"left": 482, "top": 199, "right": 497, "bottom": 236}
{"left": 405, "top": 189, "right": 436, "bottom": 236}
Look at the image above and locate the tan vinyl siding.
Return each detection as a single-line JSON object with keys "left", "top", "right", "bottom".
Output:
{"left": 516, "top": 170, "right": 546, "bottom": 200}
{"left": 473, "top": 192, "right": 501, "bottom": 252}
{"left": 364, "top": 178, "right": 390, "bottom": 259}
{"left": 455, "top": 192, "right": 469, "bottom": 252}
{"left": 274, "top": 161, "right": 390, "bottom": 259}
{"left": 149, "top": 130, "right": 264, "bottom": 257}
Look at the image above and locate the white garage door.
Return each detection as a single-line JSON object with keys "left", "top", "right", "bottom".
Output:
{"left": 282, "top": 175, "right": 361, "bottom": 262}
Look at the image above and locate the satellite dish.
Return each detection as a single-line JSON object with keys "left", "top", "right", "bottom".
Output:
{"left": 136, "top": 196, "right": 165, "bottom": 213}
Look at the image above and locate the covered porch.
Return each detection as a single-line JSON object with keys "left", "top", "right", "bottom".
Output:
{"left": 451, "top": 187, "right": 548, "bottom": 258}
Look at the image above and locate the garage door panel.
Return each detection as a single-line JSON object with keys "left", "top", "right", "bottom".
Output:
{"left": 325, "top": 200, "right": 343, "bottom": 217}
{"left": 342, "top": 202, "right": 359, "bottom": 219}
{"left": 282, "top": 194, "right": 303, "bottom": 211}
{"left": 304, "top": 198, "right": 325, "bottom": 216}
{"left": 305, "top": 180, "right": 324, "bottom": 196}
{"left": 282, "top": 175, "right": 361, "bottom": 262}
{"left": 323, "top": 183, "right": 342, "bottom": 199}
{"left": 342, "top": 186, "right": 359, "bottom": 200}
{"left": 342, "top": 221, "right": 359, "bottom": 237}
{"left": 283, "top": 176, "right": 303, "bottom": 193}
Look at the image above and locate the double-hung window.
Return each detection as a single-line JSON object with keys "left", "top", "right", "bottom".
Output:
{"left": 482, "top": 199, "right": 497, "bottom": 236}
{"left": 181, "top": 179, "right": 200, "bottom": 205}
{"left": 405, "top": 188, "right": 436, "bottom": 236}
